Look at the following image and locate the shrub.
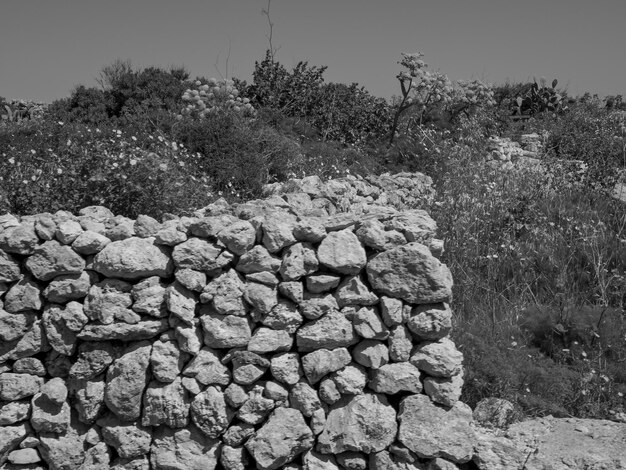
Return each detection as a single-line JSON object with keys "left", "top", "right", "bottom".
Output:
{"left": 172, "top": 111, "right": 302, "bottom": 199}
{"left": 47, "top": 86, "right": 115, "bottom": 125}
{"left": 0, "top": 120, "right": 214, "bottom": 218}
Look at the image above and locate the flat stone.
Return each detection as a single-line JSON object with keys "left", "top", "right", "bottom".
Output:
{"left": 93, "top": 237, "right": 174, "bottom": 279}
{"left": 7, "top": 448, "right": 41, "bottom": 464}
{"left": 77, "top": 319, "right": 169, "bottom": 341}
{"left": 247, "top": 327, "right": 293, "bottom": 354}
{"left": 175, "top": 268, "right": 207, "bottom": 292}
{"left": 71, "top": 230, "right": 110, "bottom": 255}
{"left": 235, "top": 245, "right": 282, "bottom": 274}
{"left": 201, "top": 309, "right": 251, "bottom": 349}
{"left": 0, "top": 401, "right": 31, "bottom": 425}
{"left": 334, "top": 276, "right": 378, "bottom": 308}
{"left": 366, "top": 243, "right": 452, "bottom": 304}
{"left": 306, "top": 274, "right": 341, "bottom": 294}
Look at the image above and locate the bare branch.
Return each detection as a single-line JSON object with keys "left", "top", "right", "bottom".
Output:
{"left": 262, "top": 0, "right": 280, "bottom": 61}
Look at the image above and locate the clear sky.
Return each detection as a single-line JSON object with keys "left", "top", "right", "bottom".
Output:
{"left": 1, "top": 0, "right": 624, "bottom": 103}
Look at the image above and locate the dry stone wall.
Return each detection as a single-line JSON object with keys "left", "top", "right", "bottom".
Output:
{"left": 0, "top": 172, "right": 475, "bottom": 470}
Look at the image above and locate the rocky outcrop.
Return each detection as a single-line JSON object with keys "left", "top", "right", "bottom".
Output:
{"left": 0, "top": 172, "right": 473, "bottom": 470}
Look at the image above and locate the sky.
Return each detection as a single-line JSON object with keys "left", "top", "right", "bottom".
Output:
{"left": 1, "top": 0, "right": 624, "bottom": 104}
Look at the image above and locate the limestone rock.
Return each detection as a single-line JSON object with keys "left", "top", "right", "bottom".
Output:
{"left": 472, "top": 397, "right": 517, "bottom": 429}
{"left": 30, "top": 380, "right": 71, "bottom": 433}
{"left": 407, "top": 303, "right": 452, "bottom": 341}
{"left": 166, "top": 282, "right": 198, "bottom": 326}
{"left": 248, "top": 327, "right": 293, "bottom": 354}
{"left": 150, "top": 339, "right": 186, "bottom": 382}
{"left": 237, "top": 391, "right": 275, "bottom": 424}
{"left": 298, "top": 294, "right": 339, "bottom": 320}
{"left": 262, "top": 212, "right": 298, "bottom": 253}
{"left": 83, "top": 279, "right": 137, "bottom": 325}
{"left": 189, "top": 214, "right": 238, "bottom": 238}
{"left": 150, "top": 425, "right": 220, "bottom": 470}
{"left": 334, "top": 276, "right": 378, "bottom": 308}
{"left": 410, "top": 338, "right": 463, "bottom": 378}
{"left": 317, "top": 229, "right": 366, "bottom": 275}
{"left": 131, "top": 276, "right": 167, "bottom": 317}
{"left": 94, "top": 237, "right": 174, "bottom": 279}
{"left": 190, "top": 386, "right": 233, "bottom": 438}
{"left": 142, "top": 377, "right": 190, "bottom": 428}
{"left": 42, "top": 301, "right": 88, "bottom": 355}
{"left": 306, "top": 274, "right": 341, "bottom": 294}
{"left": 77, "top": 318, "right": 169, "bottom": 341}
{"left": 353, "top": 339, "right": 389, "bottom": 369}
{"left": 201, "top": 269, "right": 247, "bottom": 316}
{"left": 301, "top": 348, "right": 352, "bottom": 384}
{"left": 0, "top": 373, "right": 43, "bottom": 401}
{"left": 388, "top": 325, "right": 413, "bottom": 362}
{"left": 0, "top": 249, "right": 21, "bottom": 282}
{"left": 353, "top": 306, "right": 388, "bottom": 339}
{"left": 4, "top": 277, "right": 42, "bottom": 313}
{"left": 175, "top": 268, "right": 207, "bottom": 292}
{"left": 318, "top": 393, "right": 397, "bottom": 454}
{"left": 356, "top": 219, "right": 406, "bottom": 251}
{"left": 231, "top": 351, "right": 270, "bottom": 385}
{"left": 98, "top": 414, "right": 152, "bottom": 459}
{"left": 71, "top": 230, "right": 110, "bottom": 255}
{"left": 43, "top": 271, "right": 92, "bottom": 303}
{"left": 270, "top": 352, "right": 302, "bottom": 385}
{"left": 72, "top": 378, "right": 106, "bottom": 424}
{"left": 245, "top": 407, "right": 314, "bottom": 470}
{"left": 217, "top": 220, "right": 257, "bottom": 255}
{"left": 105, "top": 341, "right": 152, "bottom": 421}
{"left": 289, "top": 381, "right": 322, "bottom": 417}
{"left": 244, "top": 282, "right": 278, "bottom": 314}
{"left": 201, "top": 310, "right": 251, "bottom": 349}
{"left": 296, "top": 310, "right": 357, "bottom": 352}
{"left": 366, "top": 243, "right": 452, "bottom": 304}
{"left": 0, "top": 401, "right": 31, "bottom": 425}
{"left": 25, "top": 240, "right": 86, "bottom": 281}
{"left": 263, "top": 299, "right": 303, "bottom": 333}
{"left": 279, "top": 242, "right": 319, "bottom": 281}
{"left": 7, "top": 448, "right": 41, "bottom": 465}
{"left": 331, "top": 364, "right": 367, "bottom": 395}
{"left": 38, "top": 418, "right": 89, "bottom": 470}
{"left": 69, "top": 342, "right": 120, "bottom": 380}
{"left": 369, "top": 362, "right": 423, "bottom": 394}
{"left": 424, "top": 372, "right": 464, "bottom": 407}
{"left": 398, "top": 394, "right": 475, "bottom": 463}
{"left": 380, "top": 296, "right": 405, "bottom": 327}
{"left": 302, "top": 450, "right": 341, "bottom": 470}
{"left": 235, "top": 245, "right": 281, "bottom": 274}
{"left": 0, "top": 222, "right": 39, "bottom": 255}
{"left": 183, "top": 348, "right": 231, "bottom": 386}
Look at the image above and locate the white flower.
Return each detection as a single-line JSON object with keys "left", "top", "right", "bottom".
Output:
{"left": 129, "top": 159, "right": 137, "bottom": 166}
{"left": 57, "top": 168, "right": 63, "bottom": 175}
{"left": 8, "top": 157, "right": 15, "bottom": 164}
{"left": 30, "top": 149, "right": 36, "bottom": 155}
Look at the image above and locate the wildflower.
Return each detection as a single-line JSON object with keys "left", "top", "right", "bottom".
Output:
{"left": 57, "top": 168, "right": 63, "bottom": 175}
{"left": 57, "top": 121, "right": 64, "bottom": 125}
{"left": 129, "top": 159, "right": 137, "bottom": 166}
{"left": 30, "top": 149, "right": 36, "bottom": 155}
{"left": 131, "top": 136, "right": 137, "bottom": 141}
{"left": 8, "top": 157, "right": 15, "bottom": 164}
{"left": 159, "top": 163, "right": 168, "bottom": 171}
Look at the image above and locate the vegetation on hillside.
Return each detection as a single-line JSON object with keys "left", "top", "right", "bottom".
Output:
{"left": 1, "top": 50, "right": 625, "bottom": 421}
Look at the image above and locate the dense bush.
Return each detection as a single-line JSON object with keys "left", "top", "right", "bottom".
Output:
{"left": 0, "top": 120, "right": 214, "bottom": 218}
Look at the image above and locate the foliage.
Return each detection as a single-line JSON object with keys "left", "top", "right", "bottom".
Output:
{"left": 247, "top": 50, "right": 327, "bottom": 117}
{"left": 0, "top": 120, "right": 214, "bottom": 218}
{"left": 1, "top": 99, "right": 47, "bottom": 124}
{"left": 389, "top": 52, "right": 495, "bottom": 145}
{"left": 543, "top": 102, "right": 626, "bottom": 190}
{"left": 171, "top": 111, "right": 302, "bottom": 200}
{"left": 180, "top": 78, "right": 255, "bottom": 118}
{"left": 47, "top": 86, "right": 115, "bottom": 125}
{"left": 511, "top": 78, "right": 566, "bottom": 117}
{"left": 423, "top": 138, "right": 626, "bottom": 418}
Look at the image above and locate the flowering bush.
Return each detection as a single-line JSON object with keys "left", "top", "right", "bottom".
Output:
{"left": 180, "top": 78, "right": 255, "bottom": 118}
{"left": 0, "top": 120, "right": 215, "bottom": 218}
